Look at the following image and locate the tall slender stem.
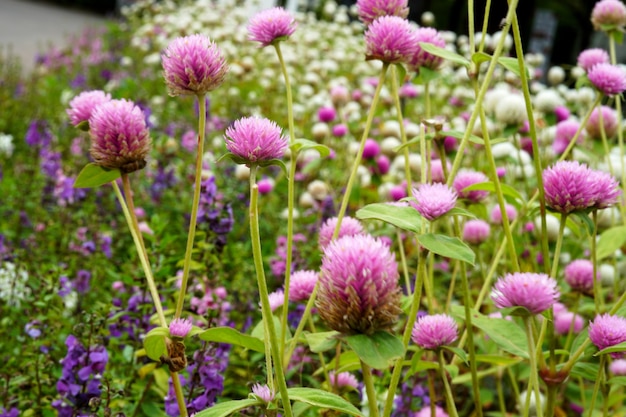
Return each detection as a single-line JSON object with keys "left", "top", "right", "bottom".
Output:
{"left": 550, "top": 214, "right": 568, "bottom": 280}
{"left": 608, "top": 35, "right": 626, "bottom": 225}
{"left": 390, "top": 65, "right": 413, "bottom": 197}
{"left": 438, "top": 350, "right": 460, "bottom": 417}
{"left": 361, "top": 360, "right": 380, "bottom": 417}
{"left": 587, "top": 355, "right": 606, "bottom": 417}
{"left": 591, "top": 211, "right": 602, "bottom": 313}
{"left": 524, "top": 316, "right": 544, "bottom": 417}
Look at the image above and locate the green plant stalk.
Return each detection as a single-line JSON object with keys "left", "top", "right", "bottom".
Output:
{"left": 438, "top": 349, "right": 460, "bottom": 417}
{"left": 497, "top": 368, "right": 508, "bottom": 417}
{"left": 587, "top": 354, "right": 606, "bottom": 417}
{"left": 478, "top": 0, "right": 491, "bottom": 53}
{"left": 361, "top": 360, "right": 380, "bottom": 417}
{"left": 248, "top": 165, "right": 293, "bottom": 417}
{"left": 598, "top": 102, "right": 615, "bottom": 176}
{"left": 274, "top": 42, "right": 297, "bottom": 362}
{"left": 524, "top": 316, "right": 544, "bottom": 417}
{"left": 121, "top": 174, "right": 149, "bottom": 267}
{"left": 390, "top": 65, "right": 413, "bottom": 198}
{"left": 396, "top": 229, "right": 412, "bottom": 296}
{"left": 559, "top": 95, "right": 603, "bottom": 161}
{"left": 468, "top": 0, "right": 476, "bottom": 54}
{"left": 175, "top": 93, "right": 207, "bottom": 319}
{"left": 608, "top": 35, "right": 626, "bottom": 225}
{"left": 550, "top": 214, "right": 567, "bottom": 280}
{"left": 591, "top": 211, "right": 602, "bottom": 314}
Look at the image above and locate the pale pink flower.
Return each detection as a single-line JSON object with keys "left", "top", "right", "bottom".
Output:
{"left": 248, "top": 7, "right": 297, "bottom": 47}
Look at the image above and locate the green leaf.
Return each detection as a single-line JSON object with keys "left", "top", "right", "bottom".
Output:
{"left": 471, "top": 51, "right": 491, "bottom": 66}
{"left": 443, "top": 346, "right": 468, "bottom": 364}
{"left": 416, "top": 233, "right": 475, "bottom": 265}
{"left": 74, "top": 163, "right": 121, "bottom": 188}
{"left": 286, "top": 388, "right": 363, "bottom": 416}
{"left": 475, "top": 354, "right": 522, "bottom": 366}
{"left": 193, "top": 399, "right": 260, "bottom": 417}
{"left": 143, "top": 327, "right": 169, "bottom": 361}
{"left": 596, "top": 341, "right": 626, "bottom": 356}
{"left": 570, "top": 211, "right": 595, "bottom": 236}
{"left": 258, "top": 158, "right": 289, "bottom": 177}
{"left": 356, "top": 203, "right": 424, "bottom": 234}
{"left": 596, "top": 225, "right": 626, "bottom": 260}
{"left": 569, "top": 328, "right": 591, "bottom": 359}
{"left": 446, "top": 207, "right": 477, "bottom": 219}
{"left": 609, "top": 376, "right": 626, "bottom": 387}
{"left": 416, "top": 66, "right": 441, "bottom": 83}
{"left": 305, "top": 331, "right": 340, "bottom": 353}
{"left": 290, "top": 138, "right": 331, "bottom": 158}
{"left": 344, "top": 331, "right": 404, "bottom": 370}
{"left": 393, "top": 63, "right": 407, "bottom": 86}
{"left": 197, "top": 327, "right": 265, "bottom": 353}
{"left": 570, "top": 362, "right": 600, "bottom": 381}
{"left": 440, "top": 129, "right": 485, "bottom": 145}
{"left": 463, "top": 182, "right": 523, "bottom": 203}
{"left": 419, "top": 42, "right": 470, "bottom": 67}
{"left": 497, "top": 56, "right": 529, "bottom": 79}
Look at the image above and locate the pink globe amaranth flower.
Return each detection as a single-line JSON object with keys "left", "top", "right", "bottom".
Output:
{"left": 169, "top": 317, "right": 193, "bottom": 338}
{"left": 257, "top": 177, "right": 274, "bottom": 194}
{"left": 318, "top": 216, "right": 365, "bottom": 249}
{"left": 162, "top": 34, "right": 228, "bottom": 97}
{"left": 317, "top": 234, "right": 401, "bottom": 335}
{"left": 490, "top": 203, "right": 517, "bottom": 224}
{"left": 67, "top": 90, "right": 111, "bottom": 127}
{"left": 329, "top": 371, "right": 359, "bottom": 390}
{"left": 430, "top": 158, "right": 450, "bottom": 183}
{"left": 588, "top": 63, "right": 626, "bottom": 96}
{"left": 589, "top": 313, "right": 626, "bottom": 357}
{"left": 610, "top": 359, "right": 626, "bottom": 375}
{"left": 590, "top": 169, "right": 621, "bottom": 209}
{"left": 553, "top": 119, "right": 583, "bottom": 155}
{"left": 267, "top": 289, "right": 284, "bottom": 312}
{"left": 463, "top": 219, "right": 491, "bottom": 245}
{"left": 453, "top": 169, "right": 489, "bottom": 203}
{"left": 412, "top": 313, "right": 458, "bottom": 350}
{"left": 491, "top": 272, "right": 560, "bottom": 315}
{"left": 554, "top": 105, "right": 571, "bottom": 122}
{"left": 356, "top": 0, "right": 409, "bottom": 26}
{"left": 89, "top": 99, "right": 151, "bottom": 173}
{"left": 591, "top": 0, "right": 626, "bottom": 30}
{"left": 416, "top": 405, "right": 449, "bottom": 417}
{"left": 376, "top": 154, "right": 390, "bottom": 174}
{"left": 251, "top": 383, "right": 275, "bottom": 403}
{"left": 364, "top": 16, "right": 418, "bottom": 64}
{"left": 318, "top": 106, "right": 336, "bottom": 123}
{"left": 224, "top": 116, "right": 288, "bottom": 164}
{"left": 586, "top": 105, "right": 619, "bottom": 139}
{"left": 409, "top": 27, "right": 446, "bottom": 72}
{"left": 554, "top": 311, "right": 585, "bottom": 335}
{"left": 410, "top": 183, "right": 457, "bottom": 221}
{"left": 332, "top": 123, "right": 348, "bottom": 137}
{"left": 363, "top": 138, "right": 381, "bottom": 159}
{"left": 247, "top": 7, "right": 297, "bottom": 47}
{"left": 577, "top": 48, "right": 610, "bottom": 72}
{"left": 289, "top": 270, "right": 319, "bottom": 302}
{"left": 564, "top": 259, "right": 598, "bottom": 294}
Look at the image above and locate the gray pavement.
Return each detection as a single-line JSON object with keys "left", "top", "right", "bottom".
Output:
{"left": 0, "top": 0, "right": 109, "bottom": 73}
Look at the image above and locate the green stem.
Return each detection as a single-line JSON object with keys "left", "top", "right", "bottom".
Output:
{"left": 550, "top": 214, "right": 567, "bottom": 280}
{"left": 608, "top": 35, "right": 626, "bottom": 226}
{"left": 361, "top": 360, "right": 380, "bottom": 417}
{"left": 438, "top": 350, "right": 460, "bottom": 417}
{"left": 524, "top": 316, "right": 544, "bottom": 417}
{"left": 390, "top": 65, "right": 413, "bottom": 197}
{"left": 591, "top": 211, "right": 602, "bottom": 313}
{"left": 587, "top": 354, "right": 606, "bottom": 417}
{"left": 396, "top": 229, "right": 412, "bottom": 296}
{"left": 175, "top": 93, "right": 207, "bottom": 319}
{"left": 248, "top": 165, "right": 293, "bottom": 417}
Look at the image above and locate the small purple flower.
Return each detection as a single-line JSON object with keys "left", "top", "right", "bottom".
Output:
{"left": 66, "top": 90, "right": 111, "bottom": 127}
{"left": 364, "top": 16, "right": 418, "bottom": 64}
{"left": 162, "top": 34, "right": 228, "bottom": 96}
{"left": 251, "top": 383, "right": 275, "bottom": 403}
{"left": 409, "top": 27, "right": 446, "bottom": 72}
{"left": 554, "top": 311, "right": 585, "bottom": 335}
{"left": 586, "top": 105, "right": 619, "bottom": 139}
{"left": 491, "top": 272, "right": 560, "bottom": 315}
{"left": 329, "top": 371, "right": 359, "bottom": 390}
{"left": 289, "top": 270, "right": 319, "bottom": 302}
{"left": 410, "top": 183, "right": 457, "bottom": 221}
{"left": 363, "top": 138, "right": 381, "bottom": 159}
{"left": 257, "top": 177, "right": 274, "bottom": 194}
{"left": 318, "top": 106, "right": 336, "bottom": 123}
{"left": 462, "top": 219, "right": 491, "bottom": 245}
{"left": 318, "top": 216, "right": 365, "bottom": 249}
{"left": 453, "top": 169, "right": 489, "bottom": 203}
{"left": 412, "top": 314, "right": 458, "bottom": 350}
{"left": 589, "top": 313, "right": 626, "bottom": 357}
{"left": 591, "top": 0, "right": 626, "bottom": 30}
{"left": 587, "top": 63, "right": 626, "bottom": 96}
{"left": 356, "top": 0, "right": 409, "bottom": 26}
{"left": 332, "top": 123, "right": 348, "bottom": 137}
{"left": 577, "top": 48, "right": 610, "bottom": 72}
{"left": 169, "top": 317, "right": 193, "bottom": 338}
{"left": 224, "top": 116, "right": 287, "bottom": 164}
{"left": 564, "top": 259, "right": 598, "bottom": 294}
{"left": 248, "top": 7, "right": 297, "bottom": 47}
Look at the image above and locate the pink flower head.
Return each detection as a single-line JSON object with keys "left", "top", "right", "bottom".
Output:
{"left": 364, "top": 16, "right": 418, "bottom": 64}
{"left": 328, "top": 371, "right": 359, "bottom": 390}
{"left": 248, "top": 7, "right": 297, "bottom": 47}
{"left": 589, "top": 313, "right": 626, "bottom": 357}
{"left": 554, "top": 105, "right": 571, "bottom": 122}
{"left": 588, "top": 63, "right": 626, "bottom": 96}
{"left": 162, "top": 34, "right": 228, "bottom": 96}
{"left": 318, "top": 106, "right": 336, "bottom": 123}
{"left": 453, "top": 169, "right": 489, "bottom": 203}
{"left": 224, "top": 116, "right": 288, "bottom": 164}
{"left": 410, "top": 183, "right": 457, "bottom": 221}
{"left": 317, "top": 234, "right": 401, "bottom": 335}
{"left": 169, "top": 317, "right": 193, "bottom": 338}
{"left": 267, "top": 289, "right": 285, "bottom": 312}
{"left": 564, "top": 259, "right": 598, "bottom": 294}
{"left": 332, "top": 123, "right": 348, "bottom": 137}
{"left": 289, "top": 270, "right": 319, "bottom": 302}
{"left": 409, "top": 27, "right": 446, "bottom": 72}
{"left": 430, "top": 158, "right": 450, "bottom": 183}
{"left": 67, "top": 90, "right": 111, "bottom": 127}
{"left": 491, "top": 272, "right": 560, "bottom": 314}
{"left": 462, "top": 219, "right": 491, "bottom": 245}
{"left": 591, "top": 0, "right": 626, "bottom": 30}
{"left": 412, "top": 313, "right": 458, "bottom": 350}
{"left": 490, "top": 203, "right": 517, "bottom": 224}
{"left": 318, "top": 216, "right": 365, "bottom": 249}
{"left": 553, "top": 119, "right": 583, "bottom": 155}
{"left": 356, "top": 0, "right": 409, "bottom": 26}
{"left": 363, "top": 138, "right": 381, "bottom": 159}
{"left": 257, "top": 177, "right": 274, "bottom": 194}
{"left": 554, "top": 311, "right": 585, "bottom": 335}
{"left": 89, "top": 99, "right": 151, "bottom": 173}
{"left": 590, "top": 169, "right": 621, "bottom": 209}
{"left": 586, "top": 105, "right": 619, "bottom": 139}
{"left": 251, "top": 383, "right": 275, "bottom": 403}
{"left": 577, "top": 48, "right": 610, "bottom": 72}
{"left": 610, "top": 359, "right": 626, "bottom": 375}
{"left": 416, "top": 405, "right": 449, "bottom": 417}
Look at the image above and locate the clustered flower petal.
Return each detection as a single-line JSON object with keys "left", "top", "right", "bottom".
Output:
{"left": 410, "top": 183, "right": 457, "bottom": 221}
{"left": 89, "top": 99, "right": 151, "bottom": 173}
{"left": 247, "top": 7, "right": 297, "bottom": 47}
{"left": 412, "top": 313, "right": 458, "bottom": 350}
{"left": 329, "top": 371, "right": 359, "bottom": 390}
{"left": 589, "top": 313, "right": 626, "bottom": 357}
{"left": 591, "top": 0, "right": 626, "bottom": 30}
{"left": 577, "top": 48, "right": 610, "bottom": 72}
{"left": 317, "top": 234, "right": 401, "bottom": 335}
{"left": 586, "top": 105, "right": 619, "bottom": 139}
{"left": 462, "top": 219, "right": 491, "bottom": 245}
{"left": 364, "top": 16, "right": 418, "bottom": 64}
{"left": 587, "top": 63, "right": 626, "bottom": 96}
{"left": 288, "top": 270, "right": 319, "bottom": 302}
{"left": 453, "top": 169, "right": 489, "bottom": 203}
{"left": 67, "top": 90, "right": 111, "bottom": 127}
{"left": 409, "top": 27, "right": 446, "bottom": 72}
{"left": 564, "top": 259, "right": 597, "bottom": 294}
{"left": 491, "top": 272, "right": 560, "bottom": 315}
{"left": 169, "top": 317, "right": 193, "bottom": 338}
{"left": 224, "top": 116, "right": 288, "bottom": 164}
{"left": 356, "top": 0, "right": 409, "bottom": 26}
{"left": 318, "top": 216, "right": 365, "bottom": 249}
{"left": 162, "top": 34, "right": 228, "bottom": 96}
{"left": 251, "top": 383, "right": 275, "bottom": 403}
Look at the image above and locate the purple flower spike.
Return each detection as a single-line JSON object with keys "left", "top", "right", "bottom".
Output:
{"left": 356, "top": 0, "right": 409, "bottom": 26}
{"left": 589, "top": 314, "right": 626, "bottom": 357}
{"left": 491, "top": 272, "right": 560, "bottom": 315}
{"left": 410, "top": 183, "right": 457, "bottom": 221}
{"left": 224, "top": 116, "right": 288, "bottom": 164}
{"left": 364, "top": 16, "right": 418, "bottom": 64}
{"left": 317, "top": 234, "right": 401, "bottom": 335}
{"left": 169, "top": 317, "right": 192, "bottom": 338}
{"left": 412, "top": 313, "right": 458, "bottom": 350}
{"left": 162, "top": 34, "right": 228, "bottom": 96}
{"left": 588, "top": 63, "right": 626, "bottom": 96}
{"left": 67, "top": 90, "right": 111, "bottom": 127}
{"left": 248, "top": 7, "right": 297, "bottom": 47}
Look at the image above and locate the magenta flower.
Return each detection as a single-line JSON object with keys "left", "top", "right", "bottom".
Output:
{"left": 247, "top": 7, "right": 297, "bottom": 47}
{"left": 169, "top": 317, "right": 192, "bottom": 338}
{"left": 224, "top": 116, "right": 288, "bottom": 165}
{"left": 430, "top": 158, "right": 450, "bottom": 183}
{"left": 589, "top": 313, "right": 626, "bottom": 357}
{"left": 462, "top": 219, "right": 491, "bottom": 245}
{"left": 610, "top": 359, "right": 626, "bottom": 375}
{"left": 586, "top": 105, "right": 619, "bottom": 139}
{"left": 553, "top": 119, "right": 583, "bottom": 155}
{"left": 364, "top": 16, "right": 418, "bottom": 64}
{"left": 267, "top": 289, "right": 284, "bottom": 312}
{"left": 591, "top": 0, "right": 626, "bottom": 30}
{"left": 288, "top": 270, "right": 319, "bottom": 302}
{"left": 410, "top": 183, "right": 457, "bottom": 221}
{"left": 577, "top": 48, "right": 610, "bottom": 72}
{"left": 317, "top": 234, "right": 401, "bottom": 335}
{"left": 318, "top": 216, "right": 364, "bottom": 249}
{"left": 590, "top": 169, "right": 621, "bottom": 209}
{"left": 491, "top": 272, "right": 560, "bottom": 315}
{"left": 554, "top": 311, "right": 585, "bottom": 335}
{"left": 412, "top": 314, "right": 458, "bottom": 350}
{"left": 453, "top": 169, "right": 489, "bottom": 203}
{"left": 251, "top": 383, "right": 275, "bottom": 403}
{"left": 356, "top": 0, "right": 409, "bottom": 26}
{"left": 67, "top": 90, "right": 111, "bottom": 127}
{"left": 162, "top": 34, "right": 228, "bottom": 96}
{"left": 588, "top": 63, "right": 626, "bottom": 96}
{"left": 416, "top": 405, "right": 449, "bottom": 417}
{"left": 328, "top": 371, "right": 359, "bottom": 390}
{"left": 317, "top": 106, "right": 336, "bottom": 123}
{"left": 564, "top": 259, "right": 597, "bottom": 294}
{"left": 89, "top": 99, "right": 151, "bottom": 173}
{"left": 409, "top": 27, "right": 446, "bottom": 72}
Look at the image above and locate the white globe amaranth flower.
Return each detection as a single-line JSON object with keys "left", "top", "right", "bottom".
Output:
{"left": 307, "top": 180, "right": 329, "bottom": 200}
{"left": 0, "top": 263, "right": 31, "bottom": 307}
{"left": 534, "top": 89, "right": 564, "bottom": 113}
{"left": 494, "top": 94, "right": 528, "bottom": 126}
{"left": 533, "top": 214, "right": 562, "bottom": 242}
{"left": 518, "top": 390, "right": 546, "bottom": 417}
{"left": 547, "top": 66, "right": 566, "bottom": 85}
{"left": 483, "top": 86, "right": 510, "bottom": 115}
{"left": 380, "top": 120, "right": 401, "bottom": 138}
{"left": 600, "top": 263, "right": 615, "bottom": 286}
{"left": 0, "top": 133, "right": 15, "bottom": 157}
{"left": 299, "top": 191, "right": 316, "bottom": 208}
{"left": 381, "top": 137, "right": 402, "bottom": 156}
